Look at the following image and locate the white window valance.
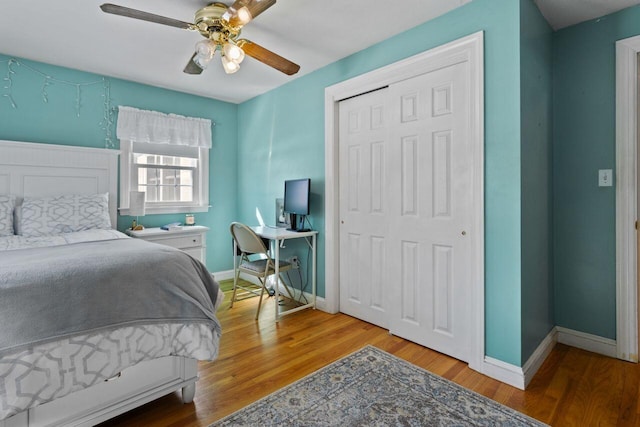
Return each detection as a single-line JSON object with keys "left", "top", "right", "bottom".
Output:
{"left": 116, "top": 106, "right": 212, "bottom": 148}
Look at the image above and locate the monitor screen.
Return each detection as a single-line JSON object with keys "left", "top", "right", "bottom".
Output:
{"left": 284, "top": 178, "right": 310, "bottom": 215}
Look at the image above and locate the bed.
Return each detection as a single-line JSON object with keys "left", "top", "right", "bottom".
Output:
{"left": 0, "top": 140, "right": 223, "bottom": 426}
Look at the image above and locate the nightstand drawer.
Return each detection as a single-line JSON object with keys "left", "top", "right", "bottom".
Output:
{"left": 154, "top": 234, "right": 202, "bottom": 249}
{"left": 126, "top": 226, "right": 208, "bottom": 264}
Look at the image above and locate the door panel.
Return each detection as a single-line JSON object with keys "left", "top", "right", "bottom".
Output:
{"left": 338, "top": 89, "right": 390, "bottom": 328}
{"left": 338, "top": 61, "right": 472, "bottom": 363}
{"left": 387, "top": 62, "right": 471, "bottom": 362}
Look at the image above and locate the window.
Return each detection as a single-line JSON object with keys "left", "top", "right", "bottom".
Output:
{"left": 117, "top": 106, "right": 211, "bottom": 215}
{"left": 135, "top": 153, "right": 196, "bottom": 204}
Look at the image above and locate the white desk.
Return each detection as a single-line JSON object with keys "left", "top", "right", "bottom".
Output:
{"left": 251, "top": 226, "right": 318, "bottom": 321}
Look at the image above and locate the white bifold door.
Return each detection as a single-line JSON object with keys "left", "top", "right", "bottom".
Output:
{"left": 338, "top": 61, "right": 472, "bottom": 362}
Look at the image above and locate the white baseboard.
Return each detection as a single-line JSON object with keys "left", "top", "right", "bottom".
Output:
{"left": 314, "top": 296, "right": 328, "bottom": 312}
{"left": 482, "top": 327, "right": 557, "bottom": 390}
{"left": 523, "top": 328, "right": 557, "bottom": 388}
{"left": 482, "top": 357, "right": 525, "bottom": 390}
{"left": 556, "top": 326, "right": 617, "bottom": 358}
{"left": 481, "top": 326, "right": 617, "bottom": 390}
{"left": 212, "top": 269, "right": 235, "bottom": 281}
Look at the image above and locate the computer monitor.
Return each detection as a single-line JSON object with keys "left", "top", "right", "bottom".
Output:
{"left": 284, "top": 178, "right": 310, "bottom": 231}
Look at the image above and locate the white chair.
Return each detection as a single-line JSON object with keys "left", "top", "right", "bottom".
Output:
{"left": 229, "top": 222, "right": 293, "bottom": 320}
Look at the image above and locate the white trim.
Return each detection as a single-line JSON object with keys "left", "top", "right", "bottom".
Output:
{"left": 324, "top": 31, "right": 485, "bottom": 371}
{"left": 615, "top": 35, "right": 639, "bottom": 363}
{"left": 481, "top": 327, "right": 557, "bottom": 391}
{"left": 556, "top": 326, "right": 617, "bottom": 358}
{"left": 522, "top": 328, "right": 557, "bottom": 388}
{"left": 118, "top": 141, "right": 210, "bottom": 215}
{"left": 482, "top": 357, "right": 525, "bottom": 390}
{"left": 212, "top": 269, "right": 236, "bottom": 281}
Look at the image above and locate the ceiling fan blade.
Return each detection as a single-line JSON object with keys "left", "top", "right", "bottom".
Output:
{"left": 225, "top": 0, "right": 276, "bottom": 28}
{"left": 238, "top": 40, "right": 300, "bottom": 75}
{"left": 100, "top": 3, "right": 194, "bottom": 30}
{"left": 183, "top": 54, "right": 204, "bottom": 75}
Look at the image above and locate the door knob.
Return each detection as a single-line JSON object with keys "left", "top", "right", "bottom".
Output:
{"left": 461, "top": 231, "right": 466, "bottom": 236}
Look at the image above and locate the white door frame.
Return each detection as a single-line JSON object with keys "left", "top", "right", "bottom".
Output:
{"left": 615, "top": 35, "right": 639, "bottom": 362}
{"left": 324, "top": 31, "right": 485, "bottom": 372}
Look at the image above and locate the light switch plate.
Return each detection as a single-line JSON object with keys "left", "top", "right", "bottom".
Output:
{"left": 599, "top": 169, "right": 613, "bottom": 187}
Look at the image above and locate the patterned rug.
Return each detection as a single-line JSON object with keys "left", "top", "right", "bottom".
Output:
{"left": 211, "top": 345, "right": 547, "bottom": 426}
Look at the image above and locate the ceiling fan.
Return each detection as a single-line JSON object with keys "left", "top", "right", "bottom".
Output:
{"left": 100, "top": 1, "right": 300, "bottom": 76}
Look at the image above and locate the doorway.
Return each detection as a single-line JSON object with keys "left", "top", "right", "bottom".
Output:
{"left": 614, "top": 35, "right": 640, "bottom": 362}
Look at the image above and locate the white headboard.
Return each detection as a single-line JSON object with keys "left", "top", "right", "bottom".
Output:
{"left": 0, "top": 140, "right": 121, "bottom": 228}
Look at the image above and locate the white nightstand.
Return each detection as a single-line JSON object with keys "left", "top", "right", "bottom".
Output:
{"left": 126, "top": 225, "right": 209, "bottom": 264}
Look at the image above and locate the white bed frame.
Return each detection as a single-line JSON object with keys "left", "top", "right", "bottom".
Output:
{"left": 0, "top": 140, "right": 199, "bottom": 427}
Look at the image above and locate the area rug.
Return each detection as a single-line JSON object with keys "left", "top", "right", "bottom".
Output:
{"left": 211, "top": 345, "right": 547, "bottom": 426}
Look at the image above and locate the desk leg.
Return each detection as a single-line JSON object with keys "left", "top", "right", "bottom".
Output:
{"left": 312, "top": 234, "right": 317, "bottom": 309}
{"left": 275, "top": 238, "right": 280, "bottom": 322}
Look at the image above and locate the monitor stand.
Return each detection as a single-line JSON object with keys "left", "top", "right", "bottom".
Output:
{"left": 287, "top": 213, "right": 299, "bottom": 232}
{"left": 287, "top": 214, "right": 310, "bottom": 232}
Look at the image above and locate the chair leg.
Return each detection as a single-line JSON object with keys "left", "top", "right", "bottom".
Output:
{"left": 255, "top": 278, "right": 267, "bottom": 320}
{"left": 230, "top": 268, "right": 241, "bottom": 308}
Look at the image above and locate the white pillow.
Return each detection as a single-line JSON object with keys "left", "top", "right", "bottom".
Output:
{"left": 0, "top": 195, "right": 16, "bottom": 237}
{"left": 19, "top": 193, "right": 112, "bottom": 237}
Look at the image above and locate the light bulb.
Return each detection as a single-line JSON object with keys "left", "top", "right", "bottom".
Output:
{"left": 236, "top": 6, "right": 252, "bottom": 24}
{"left": 223, "top": 43, "right": 245, "bottom": 64}
{"left": 193, "top": 40, "right": 216, "bottom": 69}
{"left": 221, "top": 55, "right": 240, "bottom": 74}
{"left": 222, "top": 6, "right": 252, "bottom": 25}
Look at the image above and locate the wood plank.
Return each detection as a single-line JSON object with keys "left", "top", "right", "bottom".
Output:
{"left": 99, "top": 294, "right": 640, "bottom": 426}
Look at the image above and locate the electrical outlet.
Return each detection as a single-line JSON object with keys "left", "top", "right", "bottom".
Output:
{"left": 288, "top": 256, "right": 300, "bottom": 269}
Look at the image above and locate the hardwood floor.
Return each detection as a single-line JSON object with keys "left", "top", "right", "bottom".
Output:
{"left": 100, "top": 292, "right": 640, "bottom": 426}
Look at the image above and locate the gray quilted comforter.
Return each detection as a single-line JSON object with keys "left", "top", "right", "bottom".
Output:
{"left": 0, "top": 237, "right": 221, "bottom": 357}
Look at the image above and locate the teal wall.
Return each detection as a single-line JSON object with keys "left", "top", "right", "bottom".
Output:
{"left": 237, "top": 0, "right": 525, "bottom": 365}
{"left": 553, "top": 6, "right": 640, "bottom": 339}
{"left": 520, "top": 0, "right": 554, "bottom": 364}
{"left": 0, "top": 54, "right": 239, "bottom": 274}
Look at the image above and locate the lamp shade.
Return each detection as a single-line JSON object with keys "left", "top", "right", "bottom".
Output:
{"left": 129, "top": 191, "right": 146, "bottom": 216}
{"left": 221, "top": 55, "right": 240, "bottom": 74}
{"left": 193, "top": 40, "right": 216, "bottom": 69}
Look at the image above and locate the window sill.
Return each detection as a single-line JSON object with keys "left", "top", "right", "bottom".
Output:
{"left": 119, "top": 205, "right": 210, "bottom": 216}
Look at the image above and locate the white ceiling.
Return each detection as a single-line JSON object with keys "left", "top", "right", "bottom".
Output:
{"left": 0, "top": 0, "right": 638, "bottom": 104}
{"left": 534, "top": 0, "right": 640, "bottom": 31}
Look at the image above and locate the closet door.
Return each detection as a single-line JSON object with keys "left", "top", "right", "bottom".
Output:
{"left": 338, "top": 88, "right": 391, "bottom": 328}
{"left": 338, "top": 60, "right": 473, "bottom": 363}
{"left": 386, "top": 61, "right": 472, "bottom": 363}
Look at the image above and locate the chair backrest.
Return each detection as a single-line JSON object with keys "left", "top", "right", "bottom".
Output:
{"left": 230, "top": 222, "right": 269, "bottom": 255}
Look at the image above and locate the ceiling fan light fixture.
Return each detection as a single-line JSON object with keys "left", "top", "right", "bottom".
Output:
{"left": 222, "top": 5, "right": 253, "bottom": 26}
{"left": 235, "top": 6, "right": 252, "bottom": 25}
{"left": 223, "top": 42, "right": 245, "bottom": 64}
{"left": 193, "top": 40, "right": 216, "bottom": 69}
{"left": 221, "top": 54, "right": 240, "bottom": 74}
{"left": 100, "top": 2, "right": 299, "bottom": 76}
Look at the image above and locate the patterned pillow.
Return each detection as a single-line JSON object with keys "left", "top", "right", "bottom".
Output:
{"left": 19, "top": 193, "right": 112, "bottom": 237}
{"left": 0, "top": 195, "right": 16, "bottom": 237}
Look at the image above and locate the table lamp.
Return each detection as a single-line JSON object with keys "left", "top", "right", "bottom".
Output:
{"left": 129, "top": 191, "right": 146, "bottom": 230}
